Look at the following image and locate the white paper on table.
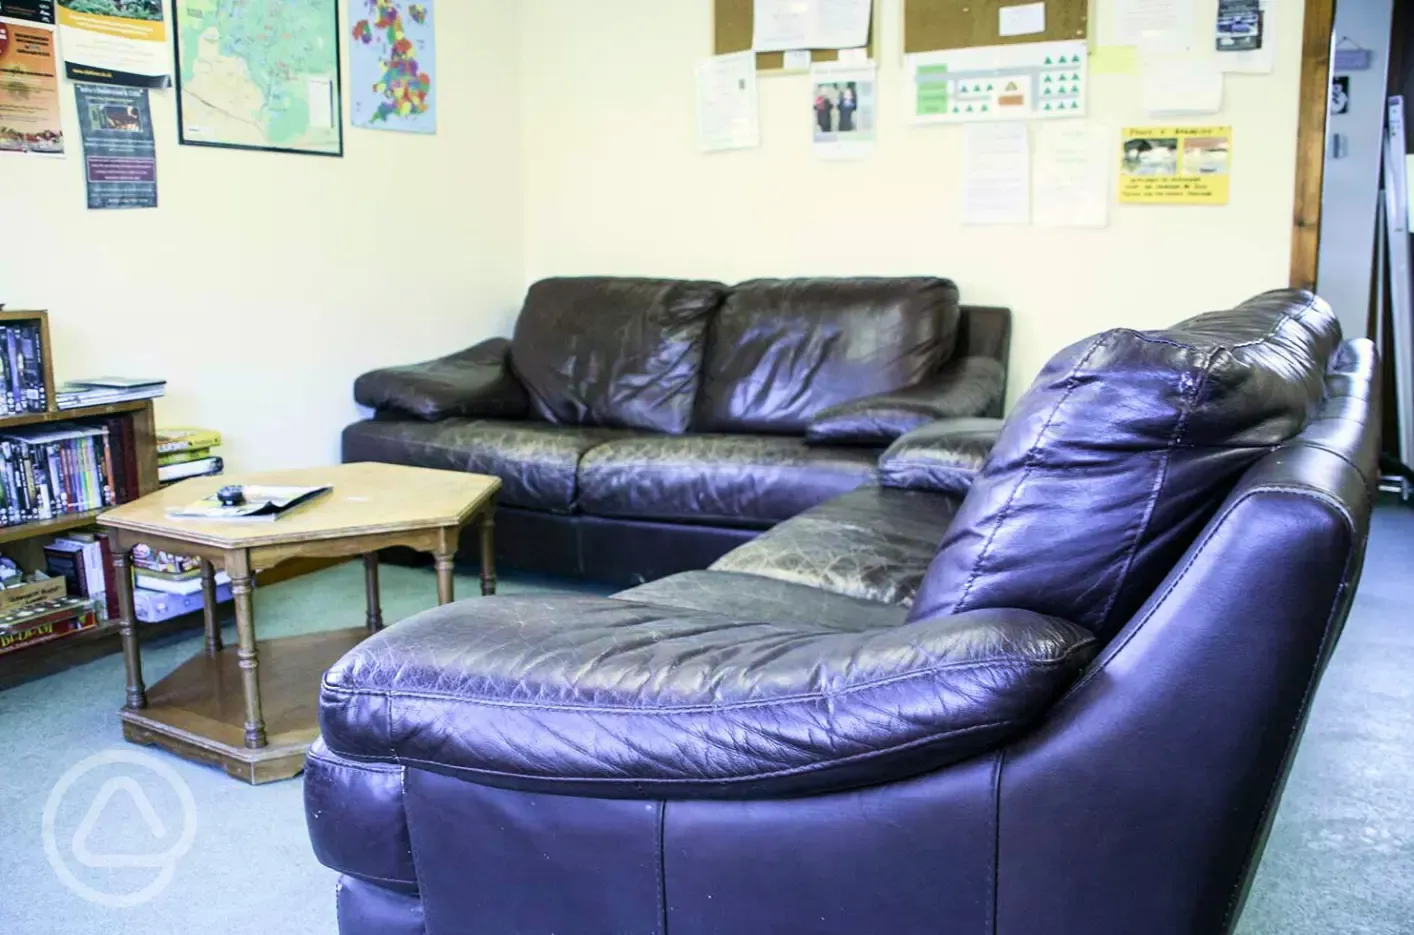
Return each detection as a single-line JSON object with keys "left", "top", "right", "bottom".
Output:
{"left": 1141, "top": 53, "right": 1224, "bottom": 115}
{"left": 811, "top": 60, "right": 877, "bottom": 160}
{"left": 696, "top": 51, "right": 760, "bottom": 153}
{"left": 1216, "top": 0, "right": 1275, "bottom": 73}
{"left": 1033, "top": 122, "right": 1110, "bottom": 228}
{"left": 752, "top": 0, "right": 871, "bottom": 52}
{"left": 1107, "top": 0, "right": 1194, "bottom": 52}
{"left": 963, "top": 123, "right": 1030, "bottom": 225}
{"left": 999, "top": 2, "right": 1046, "bottom": 38}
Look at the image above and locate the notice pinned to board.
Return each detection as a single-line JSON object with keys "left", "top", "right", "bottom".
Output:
{"left": 962, "top": 122, "right": 1031, "bottom": 225}
{"left": 1034, "top": 122, "right": 1110, "bottom": 228}
{"left": 1215, "top": 0, "right": 1274, "bottom": 73}
{"left": 75, "top": 82, "right": 157, "bottom": 209}
{"left": 697, "top": 51, "right": 761, "bottom": 153}
{"left": 1141, "top": 54, "right": 1224, "bottom": 115}
{"left": 58, "top": 0, "right": 172, "bottom": 87}
{"left": 0, "top": 17, "right": 63, "bottom": 157}
{"left": 1107, "top": 0, "right": 1194, "bottom": 53}
{"left": 907, "top": 40, "right": 1088, "bottom": 124}
{"left": 1119, "top": 125, "right": 1230, "bottom": 205}
{"left": 998, "top": 2, "right": 1046, "bottom": 37}
{"left": 811, "top": 60, "right": 877, "bottom": 160}
{"left": 752, "top": 0, "right": 871, "bottom": 53}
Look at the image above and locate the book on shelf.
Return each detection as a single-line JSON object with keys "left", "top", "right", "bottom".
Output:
{"left": 158, "top": 456, "right": 223, "bottom": 485}
{"left": 56, "top": 378, "right": 166, "bottom": 410}
{"left": 159, "top": 447, "right": 217, "bottom": 468}
{"left": 0, "top": 423, "right": 118, "bottom": 527}
{"left": 0, "top": 320, "right": 49, "bottom": 416}
{"left": 168, "top": 485, "right": 330, "bottom": 522}
{"left": 44, "top": 531, "right": 118, "bottom": 620}
{"left": 156, "top": 427, "right": 221, "bottom": 456}
{"left": 0, "top": 596, "right": 99, "bottom": 655}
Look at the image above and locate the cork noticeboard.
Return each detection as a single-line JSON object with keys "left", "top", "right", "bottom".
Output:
{"left": 714, "top": 0, "right": 877, "bottom": 72}
{"left": 903, "top": 0, "right": 1089, "bottom": 55}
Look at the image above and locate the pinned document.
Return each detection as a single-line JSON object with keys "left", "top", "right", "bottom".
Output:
{"left": 697, "top": 51, "right": 760, "bottom": 153}
{"left": 1033, "top": 122, "right": 1110, "bottom": 228}
{"left": 752, "top": 0, "right": 871, "bottom": 53}
{"left": 963, "top": 123, "right": 1031, "bottom": 225}
{"left": 811, "top": 60, "right": 877, "bottom": 159}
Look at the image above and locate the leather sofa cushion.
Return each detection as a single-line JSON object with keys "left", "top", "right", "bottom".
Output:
{"left": 510, "top": 277, "right": 726, "bottom": 434}
{"left": 911, "top": 289, "right": 1342, "bottom": 640}
{"left": 319, "top": 595, "right": 1097, "bottom": 798}
{"left": 697, "top": 278, "right": 961, "bottom": 434}
{"left": 877, "top": 418, "right": 1004, "bottom": 496}
{"left": 806, "top": 357, "right": 1007, "bottom": 446}
{"left": 712, "top": 485, "right": 961, "bottom": 606}
{"left": 578, "top": 435, "right": 878, "bottom": 529}
{"left": 353, "top": 338, "right": 530, "bottom": 422}
{"left": 614, "top": 570, "right": 908, "bottom": 632}
{"left": 342, "top": 419, "right": 636, "bottom": 513}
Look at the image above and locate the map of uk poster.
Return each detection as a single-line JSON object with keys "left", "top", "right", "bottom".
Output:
{"left": 349, "top": 0, "right": 436, "bottom": 134}
{"left": 172, "top": 0, "right": 343, "bottom": 156}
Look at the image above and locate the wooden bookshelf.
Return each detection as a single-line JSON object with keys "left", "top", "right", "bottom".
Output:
{"left": 0, "top": 309, "right": 163, "bottom": 685}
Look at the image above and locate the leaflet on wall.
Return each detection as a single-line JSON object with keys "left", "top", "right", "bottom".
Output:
{"left": 1033, "top": 122, "right": 1110, "bottom": 228}
{"left": 1105, "top": 0, "right": 1194, "bottom": 52}
{"left": 0, "top": 18, "right": 64, "bottom": 157}
{"left": 58, "top": 0, "right": 171, "bottom": 87}
{"left": 0, "top": 1, "right": 54, "bottom": 25}
{"left": 1118, "top": 125, "right": 1230, "bottom": 205}
{"left": 811, "top": 60, "right": 876, "bottom": 160}
{"left": 962, "top": 122, "right": 1030, "bottom": 225}
{"left": 1140, "top": 53, "right": 1224, "bottom": 115}
{"left": 906, "top": 40, "right": 1087, "bottom": 124}
{"left": 75, "top": 82, "right": 157, "bottom": 209}
{"left": 752, "top": 0, "right": 871, "bottom": 53}
{"left": 1214, "top": 0, "right": 1273, "bottom": 73}
{"left": 350, "top": 0, "right": 438, "bottom": 133}
{"left": 697, "top": 51, "right": 760, "bottom": 153}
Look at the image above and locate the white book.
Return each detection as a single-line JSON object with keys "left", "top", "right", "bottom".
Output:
{"left": 135, "top": 571, "right": 231, "bottom": 596}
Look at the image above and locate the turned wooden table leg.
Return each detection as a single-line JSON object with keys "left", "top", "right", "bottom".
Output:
{"left": 364, "top": 553, "right": 383, "bottom": 633}
{"left": 229, "top": 553, "right": 267, "bottom": 749}
{"left": 113, "top": 545, "right": 146, "bottom": 710}
{"left": 200, "top": 559, "right": 223, "bottom": 656}
{"left": 434, "top": 551, "right": 455, "bottom": 606}
{"left": 480, "top": 501, "right": 497, "bottom": 596}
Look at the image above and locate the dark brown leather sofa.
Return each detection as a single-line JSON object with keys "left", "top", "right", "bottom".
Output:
{"left": 345, "top": 277, "right": 1010, "bottom": 585}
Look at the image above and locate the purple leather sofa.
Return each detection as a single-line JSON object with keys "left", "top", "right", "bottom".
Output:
{"left": 309, "top": 289, "right": 1377, "bottom": 935}
{"left": 345, "top": 276, "right": 1010, "bottom": 585}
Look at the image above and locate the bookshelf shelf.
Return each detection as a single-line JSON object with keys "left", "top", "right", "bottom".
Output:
{"left": 0, "top": 399, "right": 154, "bottom": 432}
{"left": 0, "top": 508, "right": 106, "bottom": 546}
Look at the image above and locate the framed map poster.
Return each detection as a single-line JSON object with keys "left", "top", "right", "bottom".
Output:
{"left": 172, "top": 0, "right": 343, "bottom": 157}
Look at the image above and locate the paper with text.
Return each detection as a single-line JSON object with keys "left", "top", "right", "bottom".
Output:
{"left": 1107, "top": 0, "right": 1194, "bottom": 51}
{"left": 1141, "top": 54, "right": 1223, "bottom": 115}
{"left": 752, "top": 0, "right": 871, "bottom": 52}
{"left": 963, "top": 123, "right": 1031, "bottom": 225}
{"left": 1034, "top": 122, "right": 1110, "bottom": 227}
{"left": 697, "top": 51, "right": 760, "bottom": 152}
{"left": 999, "top": 2, "right": 1046, "bottom": 37}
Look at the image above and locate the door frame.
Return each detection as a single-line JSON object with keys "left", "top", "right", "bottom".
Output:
{"left": 1290, "top": 0, "right": 1340, "bottom": 290}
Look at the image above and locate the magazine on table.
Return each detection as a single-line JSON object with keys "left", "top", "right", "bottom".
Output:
{"left": 167, "top": 485, "right": 331, "bottom": 522}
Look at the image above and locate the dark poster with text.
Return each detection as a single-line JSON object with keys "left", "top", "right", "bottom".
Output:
{"left": 75, "top": 82, "right": 157, "bottom": 209}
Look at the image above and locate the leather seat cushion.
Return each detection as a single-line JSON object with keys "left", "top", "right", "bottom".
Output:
{"left": 613, "top": 570, "right": 908, "bottom": 632}
{"left": 711, "top": 486, "right": 961, "bottom": 606}
{"left": 911, "top": 289, "right": 1343, "bottom": 640}
{"left": 319, "top": 595, "right": 1097, "bottom": 798}
{"left": 342, "top": 419, "right": 637, "bottom": 513}
{"left": 510, "top": 277, "right": 726, "bottom": 434}
{"left": 697, "top": 278, "right": 960, "bottom": 434}
{"left": 578, "top": 435, "right": 878, "bottom": 529}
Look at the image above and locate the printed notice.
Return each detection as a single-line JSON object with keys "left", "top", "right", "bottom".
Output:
{"left": 811, "top": 59, "right": 876, "bottom": 160}
{"left": 697, "top": 51, "right": 760, "bottom": 152}
{"left": 1119, "top": 125, "right": 1230, "bottom": 205}
{"left": 963, "top": 122, "right": 1030, "bottom": 225}
{"left": 752, "top": 0, "right": 871, "bottom": 52}
{"left": 75, "top": 82, "right": 157, "bottom": 208}
{"left": 0, "top": 19, "right": 64, "bottom": 156}
{"left": 58, "top": 0, "right": 171, "bottom": 87}
{"left": 1034, "top": 122, "right": 1109, "bottom": 227}
{"left": 999, "top": 2, "right": 1046, "bottom": 37}
{"left": 1108, "top": 0, "right": 1194, "bottom": 52}
{"left": 908, "top": 40, "right": 1087, "bottom": 124}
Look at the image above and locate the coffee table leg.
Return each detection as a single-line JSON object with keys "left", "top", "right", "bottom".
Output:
{"left": 480, "top": 502, "right": 497, "bottom": 597}
{"left": 113, "top": 546, "right": 146, "bottom": 710}
{"left": 434, "top": 550, "right": 455, "bottom": 606}
{"left": 364, "top": 553, "right": 383, "bottom": 633}
{"left": 229, "top": 556, "right": 267, "bottom": 749}
{"left": 201, "top": 560, "right": 223, "bottom": 656}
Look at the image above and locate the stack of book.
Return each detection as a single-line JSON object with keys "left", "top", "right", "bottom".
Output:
{"left": 56, "top": 376, "right": 166, "bottom": 411}
{"left": 131, "top": 544, "right": 232, "bottom": 623}
{"left": 0, "top": 423, "right": 126, "bottom": 526}
{"left": 0, "top": 321, "right": 50, "bottom": 415}
{"left": 158, "top": 427, "right": 223, "bottom": 485}
{"left": 0, "top": 595, "right": 100, "bottom": 656}
{"left": 43, "top": 532, "right": 118, "bottom": 621}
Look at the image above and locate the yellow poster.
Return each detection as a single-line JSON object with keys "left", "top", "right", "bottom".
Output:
{"left": 57, "top": 1, "right": 170, "bottom": 88}
{"left": 0, "top": 20, "right": 64, "bottom": 156}
{"left": 1119, "top": 126, "right": 1231, "bottom": 205}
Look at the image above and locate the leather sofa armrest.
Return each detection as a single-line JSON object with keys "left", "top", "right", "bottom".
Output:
{"left": 805, "top": 356, "right": 1007, "bottom": 446}
{"left": 353, "top": 337, "right": 530, "bottom": 421}
{"left": 878, "top": 417, "right": 1004, "bottom": 496}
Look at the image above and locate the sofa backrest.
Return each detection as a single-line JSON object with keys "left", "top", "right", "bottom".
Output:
{"left": 694, "top": 277, "right": 961, "bottom": 434}
{"left": 510, "top": 277, "right": 726, "bottom": 434}
{"left": 908, "top": 289, "right": 1343, "bottom": 641}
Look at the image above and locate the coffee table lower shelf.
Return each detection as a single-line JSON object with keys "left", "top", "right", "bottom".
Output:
{"left": 118, "top": 627, "right": 368, "bottom": 784}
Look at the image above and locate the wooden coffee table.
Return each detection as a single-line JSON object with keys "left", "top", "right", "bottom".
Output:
{"left": 98, "top": 462, "right": 500, "bottom": 784}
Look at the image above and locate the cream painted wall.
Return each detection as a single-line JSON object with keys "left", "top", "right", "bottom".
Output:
{"left": 0, "top": 1, "right": 524, "bottom": 471}
{"left": 519, "top": 0, "right": 1307, "bottom": 399}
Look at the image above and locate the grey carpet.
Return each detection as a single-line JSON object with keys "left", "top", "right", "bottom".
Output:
{"left": 0, "top": 510, "right": 1409, "bottom": 934}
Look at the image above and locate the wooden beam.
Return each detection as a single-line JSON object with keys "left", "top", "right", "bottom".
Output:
{"left": 1290, "top": 0, "right": 1338, "bottom": 291}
